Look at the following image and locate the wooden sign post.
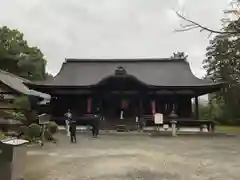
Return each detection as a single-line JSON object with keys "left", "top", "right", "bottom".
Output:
{"left": 38, "top": 114, "right": 50, "bottom": 146}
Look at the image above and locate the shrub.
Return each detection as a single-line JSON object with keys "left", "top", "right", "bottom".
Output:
{"left": 47, "top": 122, "right": 58, "bottom": 134}
{"left": 4, "top": 111, "right": 26, "bottom": 123}
{"left": 27, "top": 123, "right": 41, "bottom": 140}
{"left": 199, "top": 104, "right": 210, "bottom": 120}
{"left": 0, "top": 131, "right": 6, "bottom": 140}
{"left": 13, "top": 96, "right": 30, "bottom": 111}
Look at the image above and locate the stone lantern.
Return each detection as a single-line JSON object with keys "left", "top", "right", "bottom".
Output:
{"left": 168, "top": 104, "right": 178, "bottom": 137}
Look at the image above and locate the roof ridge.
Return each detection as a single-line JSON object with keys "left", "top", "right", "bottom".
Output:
{"left": 65, "top": 58, "right": 186, "bottom": 63}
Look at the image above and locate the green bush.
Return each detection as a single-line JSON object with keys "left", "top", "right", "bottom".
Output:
{"left": 13, "top": 96, "right": 30, "bottom": 111}
{"left": 0, "top": 131, "right": 6, "bottom": 140}
{"left": 4, "top": 111, "right": 26, "bottom": 123}
{"left": 47, "top": 122, "right": 58, "bottom": 134}
{"left": 199, "top": 104, "right": 210, "bottom": 120}
{"left": 27, "top": 123, "right": 41, "bottom": 139}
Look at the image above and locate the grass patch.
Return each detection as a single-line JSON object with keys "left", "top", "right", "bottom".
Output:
{"left": 216, "top": 125, "right": 240, "bottom": 134}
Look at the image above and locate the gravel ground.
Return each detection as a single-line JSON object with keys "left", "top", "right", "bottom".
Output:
{"left": 24, "top": 133, "right": 240, "bottom": 180}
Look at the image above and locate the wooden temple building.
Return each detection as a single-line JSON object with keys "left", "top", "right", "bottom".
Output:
{"left": 27, "top": 58, "right": 223, "bottom": 130}
{"left": 0, "top": 70, "right": 50, "bottom": 131}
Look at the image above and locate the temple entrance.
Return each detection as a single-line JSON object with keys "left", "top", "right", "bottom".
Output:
{"left": 100, "top": 93, "right": 139, "bottom": 129}
{"left": 101, "top": 93, "right": 139, "bottom": 119}
{"left": 102, "top": 94, "right": 121, "bottom": 119}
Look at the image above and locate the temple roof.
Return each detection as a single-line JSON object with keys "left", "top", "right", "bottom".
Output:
{"left": 0, "top": 70, "right": 51, "bottom": 99}
{"left": 33, "top": 58, "right": 222, "bottom": 88}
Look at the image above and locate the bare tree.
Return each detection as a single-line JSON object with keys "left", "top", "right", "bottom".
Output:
{"left": 175, "top": 0, "right": 240, "bottom": 35}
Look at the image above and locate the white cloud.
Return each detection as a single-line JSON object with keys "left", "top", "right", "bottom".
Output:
{"left": 0, "top": 0, "right": 230, "bottom": 76}
{"left": 187, "top": 46, "right": 206, "bottom": 78}
{"left": 178, "top": 0, "right": 185, "bottom": 7}
{"left": 16, "top": 0, "right": 41, "bottom": 10}
{"left": 165, "top": 9, "right": 180, "bottom": 25}
{"left": 188, "top": 46, "right": 205, "bottom": 58}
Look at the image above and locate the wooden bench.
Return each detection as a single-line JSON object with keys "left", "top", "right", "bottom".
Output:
{"left": 142, "top": 115, "right": 216, "bottom": 132}
{"left": 176, "top": 120, "right": 216, "bottom": 132}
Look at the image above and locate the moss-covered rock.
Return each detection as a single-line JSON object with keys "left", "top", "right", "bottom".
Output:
{"left": 47, "top": 121, "right": 58, "bottom": 135}
{"left": 27, "top": 123, "right": 41, "bottom": 140}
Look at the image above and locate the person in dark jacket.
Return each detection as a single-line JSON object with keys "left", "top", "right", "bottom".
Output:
{"left": 92, "top": 117, "right": 100, "bottom": 138}
{"left": 69, "top": 119, "right": 77, "bottom": 143}
{"left": 92, "top": 108, "right": 100, "bottom": 138}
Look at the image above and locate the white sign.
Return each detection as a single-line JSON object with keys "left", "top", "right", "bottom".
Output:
{"left": 163, "top": 124, "right": 169, "bottom": 130}
{"left": 154, "top": 113, "right": 163, "bottom": 124}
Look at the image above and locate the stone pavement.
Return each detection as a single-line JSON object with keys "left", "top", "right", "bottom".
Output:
{"left": 25, "top": 133, "right": 240, "bottom": 180}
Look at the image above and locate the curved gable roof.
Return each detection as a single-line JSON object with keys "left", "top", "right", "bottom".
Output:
{"left": 0, "top": 70, "right": 51, "bottom": 99}
{"left": 37, "top": 58, "right": 220, "bottom": 87}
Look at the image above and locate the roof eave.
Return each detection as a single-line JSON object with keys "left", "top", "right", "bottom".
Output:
{"left": 25, "top": 82, "right": 224, "bottom": 89}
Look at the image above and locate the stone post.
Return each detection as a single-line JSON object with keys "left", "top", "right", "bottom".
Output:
{"left": 171, "top": 120, "right": 177, "bottom": 137}
{"left": 168, "top": 105, "right": 178, "bottom": 137}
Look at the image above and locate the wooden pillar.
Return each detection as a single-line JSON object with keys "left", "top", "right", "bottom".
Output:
{"left": 171, "top": 93, "right": 175, "bottom": 113}
{"left": 194, "top": 96, "right": 199, "bottom": 120}
{"left": 87, "top": 97, "right": 92, "bottom": 113}
{"left": 139, "top": 98, "right": 143, "bottom": 116}
{"left": 172, "top": 94, "right": 178, "bottom": 114}
{"left": 151, "top": 100, "right": 156, "bottom": 115}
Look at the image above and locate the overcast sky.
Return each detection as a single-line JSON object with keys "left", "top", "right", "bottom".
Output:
{"left": 0, "top": 0, "right": 230, "bottom": 77}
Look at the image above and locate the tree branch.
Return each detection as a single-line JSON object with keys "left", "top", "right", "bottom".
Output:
{"left": 175, "top": 11, "right": 240, "bottom": 35}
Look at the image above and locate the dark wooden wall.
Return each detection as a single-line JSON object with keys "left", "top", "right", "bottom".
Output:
{"left": 49, "top": 94, "right": 193, "bottom": 119}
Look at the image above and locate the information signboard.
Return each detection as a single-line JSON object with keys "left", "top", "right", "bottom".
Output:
{"left": 154, "top": 113, "right": 163, "bottom": 124}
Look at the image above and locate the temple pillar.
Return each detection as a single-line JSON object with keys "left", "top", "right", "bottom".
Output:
{"left": 151, "top": 100, "right": 156, "bottom": 115}
{"left": 170, "top": 94, "right": 176, "bottom": 114}
{"left": 137, "top": 97, "right": 142, "bottom": 116}
{"left": 194, "top": 96, "right": 199, "bottom": 120}
{"left": 87, "top": 97, "right": 92, "bottom": 113}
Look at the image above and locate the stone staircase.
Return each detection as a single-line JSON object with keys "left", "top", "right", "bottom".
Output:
{"left": 101, "top": 117, "right": 137, "bottom": 131}
{"left": 142, "top": 114, "right": 154, "bottom": 126}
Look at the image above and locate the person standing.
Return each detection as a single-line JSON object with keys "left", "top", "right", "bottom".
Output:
{"left": 92, "top": 108, "right": 100, "bottom": 138}
{"left": 136, "top": 115, "right": 140, "bottom": 131}
{"left": 69, "top": 119, "right": 77, "bottom": 143}
{"left": 65, "top": 109, "right": 72, "bottom": 137}
{"left": 139, "top": 117, "right": 144, "bottom": 132}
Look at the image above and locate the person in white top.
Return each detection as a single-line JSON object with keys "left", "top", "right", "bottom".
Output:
{"left": 64, "top": 109, "right": 72, "bottom": 137}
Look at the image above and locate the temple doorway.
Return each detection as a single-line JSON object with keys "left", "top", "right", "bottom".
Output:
{"left": 100, "top": 93, "right": 139, "bottom": 129}
{"left": 102, "top": 94, "right": 121, "bottom": 119}
{"left": 102, "top": 94, "right": 138, "bottom": 118}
